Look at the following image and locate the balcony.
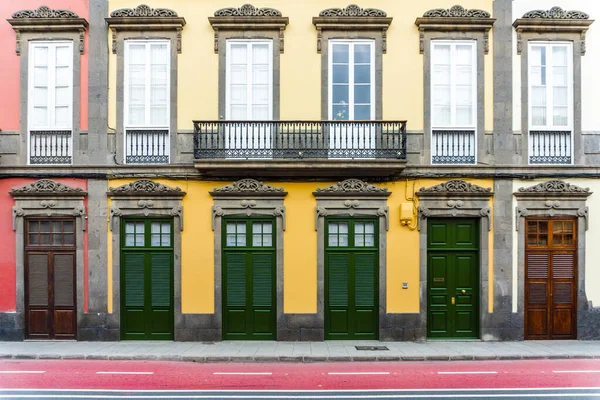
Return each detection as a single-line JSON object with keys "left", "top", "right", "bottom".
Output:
{"left": 193, "top": 120, "right": 407, "bottom": 178}
{"left": 125, "top": 129, "right": 169, "bottom": 164}
{"left": 431, "top": 130, "right": 476, "bottom": 165}
{"left": 29, "top": 130, "right": 72, "bottom": 165}
{"left": 529, "top": 131, "right": 572, "bottom": 165}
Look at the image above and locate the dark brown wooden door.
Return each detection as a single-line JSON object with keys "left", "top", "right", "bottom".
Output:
{"left": 525, "top": 218, "right": 577, "bottom": 340}
{"left": 25, "top": 218, "right": 76, "bottom": 339}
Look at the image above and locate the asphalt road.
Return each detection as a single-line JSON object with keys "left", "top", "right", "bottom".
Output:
{"left": 1, "top": 359, "right": 600, "bottom": 399}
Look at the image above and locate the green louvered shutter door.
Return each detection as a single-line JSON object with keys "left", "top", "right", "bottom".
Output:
{"left": 149, "top": 253, "right": 173, "bottom": 339}
{"left": 123, "top": 252, "right": 146, "bottom": 339}
{"left": 224, "top": 252, "right": 247, "bottom": 338}
{"left": 326, "top": 253, "right": 350, "bottom": 338}
{"left": 251, "top": 253, "right": 275, "bottom": 338}
{"left": 354, "top": 253, "right": 377, "bottom": 338}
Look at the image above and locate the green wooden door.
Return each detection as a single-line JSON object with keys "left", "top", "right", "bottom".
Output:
{"left": 223, "top": 218, "right": 276, "bottom": 340}
{"left": 325, "top": 218, "right": 378, "bottom": 340}
{"left": 427, "top": 219, "right": 479, "bottom": 339}
{"left": 121, "top": 219, "right": 174, "bottom": 340}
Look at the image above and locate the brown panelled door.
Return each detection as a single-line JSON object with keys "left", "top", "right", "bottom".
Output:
{"left": 525, "top": 218, "right": 577, "bottom": 340}
{"left": 25, "top": 218, "right": 76, "bottom": 339}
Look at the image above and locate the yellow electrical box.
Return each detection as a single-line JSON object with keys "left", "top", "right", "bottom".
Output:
{"left": 400, "top": 203, "right": 413, "bottom": 225}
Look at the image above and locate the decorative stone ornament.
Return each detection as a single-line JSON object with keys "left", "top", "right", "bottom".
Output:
{"left": 10, "top": 179, "right": 86, "bottom": 197}
{"left": 423, "top": 5, "right": 490, "bottom": 18}
{"left": 518, "top": 180, "right": 590, "bottom": 194}
{"left": 7, "top": 6, "right": 88, "bottom": 55}
{"left": 312, "top": 4, "right": 393, "bottom": 53}
{"left": 209, "top": 4, "right": 288, "bottom": 53}
{"left": 214, "top": 4, "right": 282, "bottom": 17}
{"left": 522, "top": 6, "right": 589, "bottom": 20}
{"left": 211, "top": 179, "right": 285, "bottom": 195}
{"left": 106, "top": 4, "right": 186, "bottom": 54}
{"left": 415, "top": 5, "right": 495, "bottom": 54}
{"left": 418, "top": 180, "right": 492, "bottom": 194}
{"left": 513, "top": 7, "right": 593, "bottom": 55}
{"left": 108, "top": 179, "right": 185, "bottom": 197}
{"left": 315, "top": 179, "right": 389, "bottom": 196}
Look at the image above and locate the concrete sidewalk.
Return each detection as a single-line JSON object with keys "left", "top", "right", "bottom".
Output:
{"left": 1, "top": 340, "right": 600, "bottom": 362}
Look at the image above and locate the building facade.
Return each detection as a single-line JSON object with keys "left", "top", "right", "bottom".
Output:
{"left": 0, "top": 0, "right": 599, "bottom": 342}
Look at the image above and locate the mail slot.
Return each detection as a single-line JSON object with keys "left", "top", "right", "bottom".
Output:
{"left": 433, "top": 277, "right": 445, "bottom": 282}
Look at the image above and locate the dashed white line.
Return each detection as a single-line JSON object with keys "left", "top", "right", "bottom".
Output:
{"left": 0, "top": 370, "right": 45, "bottom": 374}
{"left": 437, "top": 371, "right": 498, "bottom": 375}
{"left": 328, "top": 372, "right": 390, "bottom": 375}
{"left": 213, "top": 372, "right": 273, "bottom": 375}
{"left": 553, "top": 370, "right": 600, "bottom": 374}
{"left": 96, "top": 371, "right": 153, "bottom": 375}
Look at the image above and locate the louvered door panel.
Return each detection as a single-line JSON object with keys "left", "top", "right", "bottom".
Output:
{"left": 327, "top": 253, "right": 350, "bottom": 337}
{"left": 551, "top": 252, "right": 576, "bottom": 338}
{"left": 525, "top": 252, "right": 549, "bottom": 338}
{"left": 149, "top": 253, "right": 173, "bottom": 339}
{"left": 224, "top": 252, "right": 247, "bottom": 336}
{"left": 122, "top": 252, "right": 146, "bottom": 338}
{"left": 251, "top": 253, "right": 274, "bottom": 336}
{"left": 52, "top": 253, "right": 75, "bottom": 338}
{"left": 26, "top": 253, "right": 49, "bottom": 338}
{"left": 354, "top": 253, "right": 377, "bottom": 336}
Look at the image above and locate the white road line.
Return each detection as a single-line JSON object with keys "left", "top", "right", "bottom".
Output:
{"left": 0, "top": 370, "right": 45, "bottom": 374}
{"left": 553, "top": 370, "right": 600, "bottom": 373}
{"left": 96, "top": 371, "right": 153, "bottom": 375}
{"left": 437, "top": 371, "right": 497, "bottom": 375}
{"left": 213, "top": 372, "right": 273, "bottom": 375}
{"left": 327, "top": 372, "right": 390, "bottom": 375}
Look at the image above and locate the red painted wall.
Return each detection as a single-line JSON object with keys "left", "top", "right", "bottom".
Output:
{"left": 0, "top": 0, "right": 89, "bottom": 132}
{"left": 0, "top": 178, "right": 88, "bottom": 312}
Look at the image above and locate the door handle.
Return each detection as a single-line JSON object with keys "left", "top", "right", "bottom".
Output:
{"left": 451, "top": 297, "right": 455, "bottom": 305}
{"left": 461, "top": 289, "right": 466, "bottom": 294}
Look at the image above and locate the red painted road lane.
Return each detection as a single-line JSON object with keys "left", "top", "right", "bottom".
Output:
{"left": 0, "top": 359, "right": 600, "bottom": 390}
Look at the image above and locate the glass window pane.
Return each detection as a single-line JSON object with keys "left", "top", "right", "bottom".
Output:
{"left": 354, "top": 44, "right": 371, "bottom": 63}
{"left": 553, "top": 66, "right": 567, "bottom": 86}
{"left": 52, "top": 221, "right": 61, "bottom": 233}
{"left": 253, "top": 65, "right": 269, "bottom": 85}
{"left": 237, "top": 223, "right": 246, "bottom": 234}
{"left": 55, "top": 66, "right": 70, "bottom": 86}
{"left": 355, "top": 223, "right": 364, "bottom": 234}
{"left": 230, "top": 44, "right": 247, "bottom": 64}
{"left": 161, "top": 234, "right": 170, "bottom": 247}
{"left": 365, "top": 222, "right": 374, "bottom": 234}
{"left": 40, "top": 221, "right": 51, "bottom": 233}
{"left": 252, "top": 85, "right": 269, "bottom": 103}
{"left": 354, "top": 85, "right": 370, "bottom": 104}
{"left": 251, "top": 105, "right": 269, "bottom": 120}
{"left": 151, "top": 234, "right": 161, "bottom": 246}
{"left": 531, "top": 106, "right": 547, "bottom": 126}
{"left": 553, "top": 87, "right": 567, "bottom": 106}
{"left": 55, "top": 87, "right": 71, "bottom": 105}
{"left": 332, "top": 44, "right": 349, "bottom": 63}
{"left": 125, "top": 234, "right": 135, "bottom": 246}
{"left": 252, "top": 44, "right": 269, "bottom": 64}
{"left": 329, "top": 223, "right": 338, "bottom": 234}
{"left": 328, "top": 234, "right": 338, "bottom": 247}
{"left": 553, "top": 106, "right": 568, "bottom": 126}
{"left": 151, "top": 65, "right": 167, "bottom": 85}
{"left": 226, "top": 222, "right": 236, "bottom": 234}
{"left": 263, "top": 235, "right": 272, "bottom": 247}
{"left": 34, "top": 87, "right": 48, "bottom": 106}
{"left": 456, "top": 106, "right": 473, "bottom": 126}
{"left": 333, "top": 85, "right": 349, "bottom": 104}
{"left": 236, "top": 234, "right": 246, "bottom": 246}
{"left": 55, "top": 46, "right": 71, "bottom": 66}
{"left": 365, "top": 234, "right": 375, "bottom": 247}
{"left": 339, "top": 234, "right": 348, "bottom": 247}
{"left": 55, "top": 107, "right": 70, "bottom": 126}
{"left": 433, "top": 44, "right": 451, "bottom": 64}
{"left": 532, "top": 87, "right": 546, "bottom": 107}
{"left": 151, "top": 222, "right": 160, "bottom": 234}
{"left": 226, "top": 234, "right": 237, "bottom": 246}
{"left": 553, "top": 46, "right": 567, "bottom": 66}
{"left": 530, "top": 46, "right": 545, "bottom": 66}
{"left": 433, "top": 106, "right": 451, "bottom": 126}
{"left": 456, "top": 66, "right": 472, "bottom": 85}
{"left": 455, "top": 45, "right": 473, "bottom": 65}
{"left": 230, "top": 65, "right": 247, "bottom": 85}
{"left": 354, "top": 105, "right": 371, "bottom": 120}
{"left": 332, "top": 65, "right": 349, "bottom": 84}
{"left": 230, "top": 105, "right": 247, "bottom": 119}
{"left": 34, "top": 46, "right": 48, "bottom": 66}
{"left": 136, "top": 222, "right": 144, "bottom": 234}
{"left": 151, "top": 44, "right": 168, "bottom": 65}
{"left": 332, "top": 104, "right": 349, "bottom": 120}
{"left": 128, "top": 44, "right": 146, "bottom": 64}
{"left": 162, "top": 223, "right": 170, "bottom": 234}
{"left": 456, "top": 87, "right": 473, "bottom": 105}
{"left": 354, "top": 65, "right": 371, "bottom": 84}
{"left": 355, "top": 235, "right": 364, "bottom": 247}
{"left": 434, "top": 65, "right": 451, "bottom": 85}
{"left": 339, "top": 223, "right": 348, "bottom": 234}
{"left": 252, "top": 222, "right": 263, "bottom": 235}
{"left": 433, "top": 86, "right": 450, "bottom": 105}
{"left": 125, "top": 222, "right": 135, "bottom": 234}
{"left": 253, "top": 234, "right": 262, "bottom": 247}
{"left": 135, "top": 234, "right": 144, "bottom": 246}
{"left": 263, "top": 223, "right": 272, "bottom": 234}
{"left": 64, "top": 221, "right": 74, "bottom": 233}
{"left": 150, "top": 106, "right": 167, "bottom": 125}
{"left": 52, "top": 233, "right": 62, "bottom": 245}
{"left": 34, "top": 67, "right": 48, "bottom": 86}
{"left": 64, "top": 233, "right": 74, "bottom": 245}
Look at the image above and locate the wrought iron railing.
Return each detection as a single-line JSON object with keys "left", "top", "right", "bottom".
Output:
{"left": 192, "top": 121, "right": 407, "bottom": 160}
{"left": 29, "top": 130, "right": 72, "bottom": 164}
{"left": 431, "top": 130, "right": 476, "bottom": 164}
{"left": 529, "top": 131, "right": 572, "bottom": 164}
{"left": 125, "top": 129, "right": 169, "bottom": 164}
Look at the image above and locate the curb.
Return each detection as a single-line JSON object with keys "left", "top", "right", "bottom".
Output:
{"left": 5, "top": 354, "right": 599, "bottom": 362}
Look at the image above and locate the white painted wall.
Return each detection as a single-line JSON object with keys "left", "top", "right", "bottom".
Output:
{"left": 511, "top": 179, "right": 600, "bottom": 312}
{"left": 512, "top": 0, "right": 600, "bottom": 132}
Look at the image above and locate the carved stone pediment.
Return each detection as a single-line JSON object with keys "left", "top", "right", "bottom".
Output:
{"left": 423, "top": 5, "right": 491, "bottom": 18}
{"left": 522, "top": 6, "right": 589, "bottom": 20}
{"left": 7, "top": 6, "right": 88, "bottom": 55}
{"left": 314, "top": 179, "right": 390, "bottom": 197}
{"left": 518, "top": 180, "right": 590, "bottom": 194}
{"left": 210, "top": 179, "right": 286, "bottom": 197}
{"left": 209, "top": 4, "right": 288, "bottom": 53}
{"left": 513, "top": 7, "right": 593, "bottom": 55}
{"left": 319, "top": 4, "right": 387, "bottom": 17}
{"left": 108, "top": 179, "right": 185, "bottom": 197}
{"left": 312, "top": 4, "right": 393, "bottom": 53}
{"left": 417, "top": 180, "right": 492, "bottom": 196}
{"left": 10, "top": 179, "right": 86, "bottom": 197}
{"left": 415, "top": 5, "right": 495, "bottom": 54}
{"left": 106, "top": 4, "right": 186, "bottom": 54}
{"left": 214, "top": 4, "right": 282, "bottom": 17}
{"left": 110, "top": 4, "right": 179, "bottom": 17}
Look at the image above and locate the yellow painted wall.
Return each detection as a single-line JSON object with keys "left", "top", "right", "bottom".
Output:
{"left": 107, "top": 0, "right": 494, "bottom": 131}
{"left": 106, "top": 178, "right": 494, "bottom": 315}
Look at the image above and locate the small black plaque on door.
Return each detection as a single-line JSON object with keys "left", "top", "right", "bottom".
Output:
{"left": 355, "top": 346, "right": 389, "bottom": 351}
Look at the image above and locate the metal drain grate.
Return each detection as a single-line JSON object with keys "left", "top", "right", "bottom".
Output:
{"left": 355, "top": 346, "right": 389, "bottom": 351}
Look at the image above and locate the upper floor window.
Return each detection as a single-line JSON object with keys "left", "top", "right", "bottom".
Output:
{"left": 225, "top": 40, "right": 273, "bottom": 121}
{"left": 430, "top": 40, "right": 477, "bottom": 165}
{"left": 328, "top": 40, "right": 375, "bottom": 121}
{"left": 124, "top": 40, "right": 170, "bottom": 164}
{"left": 528, "top": 43, "right": 572, "bottom": 130}
{"left": 28, "top": 41, "right": 74, "bottom": 165}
